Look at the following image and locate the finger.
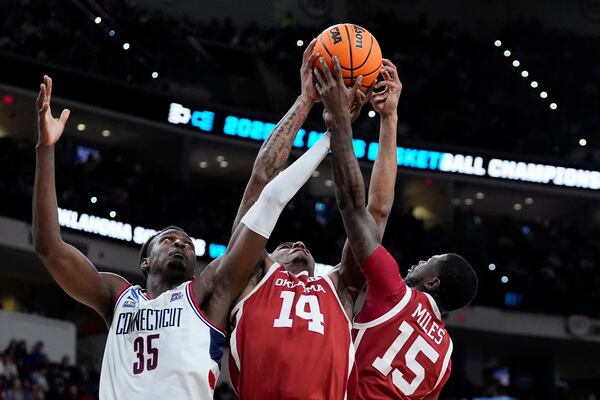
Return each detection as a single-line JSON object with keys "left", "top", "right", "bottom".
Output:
{"left": 320, "top": 57, "right": 334, "bottom": 83}
{"left": 351, "top": 75, "right": 363, "bottom": 93}
{"left": 364, "top": 84, "right": 375, "bottom": 101}
{"left": 332, "top": 56, "right": 344, "bottom": 86}
{"left": 313, "top": 67, "right": 326, "bottom": 88}
{"left": 374, "top": 81, "right": 390, "bottom": 90}
{"left": 59, "top": 109, "right": 71, "bottom": 125}
{"left": 37, "top": 83, "right": 45, "bottom": 109}
{"left": 308, "top": 51, "right": 320, "bottom": 68}
{"left": 303, "top": 38, "right": 317, "bottom": 61}
{"left": 383, "top": 70, "right": 392, "bottom": 82}
{"left": 383, "top": 60, "right": 399, "bottom": 81}
{"left": 45, "top": 76, "right": 53, "bottom": 102}
{"left": 315, "top": 80, "right": 324, "bottom": 95}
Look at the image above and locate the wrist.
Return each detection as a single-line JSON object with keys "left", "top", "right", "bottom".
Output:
{"left": 380, "top": 112, "right": 398, "bottom": 124}
{"left": 298, "top": 93, "right": 317, "bottom": 107}
{"left": 35, "top": 143, "right": 55, "bottom": 151}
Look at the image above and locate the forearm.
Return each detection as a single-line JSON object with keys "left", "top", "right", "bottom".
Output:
{"left": 367, "top": 112, "right": 398, "bottom": 227}
{"left": 241, "top": 132, "right": 330, "bottom": 238}
{"left": 33, "top": 146, "right": 64, "bottom": 256}
{"left": 232, "top": 95, "right": 313, "bottom": 231}
{"left": 330, "top": 113, "right": 366, "bottom": 211}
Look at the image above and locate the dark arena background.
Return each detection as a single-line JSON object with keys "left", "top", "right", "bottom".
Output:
{"left": 1, "top": 0, "right": 600, "bottom": 399}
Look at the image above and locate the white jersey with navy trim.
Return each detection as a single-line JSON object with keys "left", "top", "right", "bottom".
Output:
{"left": 99, "top": 281, "right": 225, "bottom": 400}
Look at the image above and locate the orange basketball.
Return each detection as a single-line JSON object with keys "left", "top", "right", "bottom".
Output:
{"left": 314, "top": 23, "right": 382, "bottom": 92}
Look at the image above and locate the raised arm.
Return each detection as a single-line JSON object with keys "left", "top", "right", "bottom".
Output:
{"left": 32, "top": 76, "right": 127, "bottom": 323}
{"left": 338, "top": 60, "right": 402, "bottom": 296}
{"left": 199, "top": 133, "right": 332, "bottom": 323}
{"left": 230, "top": 39, "right": 320, "bottom": 232}
{"left": 315, "top": 57, "right": 381, "bottom": 265}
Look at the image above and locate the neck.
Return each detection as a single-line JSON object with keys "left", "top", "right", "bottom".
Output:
{"left": 285, "top": 262, "right": 313, "bottom": 276}
{"left": 145, "top": 274, "right": 184, "bottom": 298}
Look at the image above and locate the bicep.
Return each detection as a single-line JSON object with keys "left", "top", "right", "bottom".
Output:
{"left": 39, "top": 242, "right": 127, "bottom": 318}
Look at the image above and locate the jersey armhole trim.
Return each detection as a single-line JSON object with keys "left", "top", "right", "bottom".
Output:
{"left": 429, "top": 338, "right": 453, "bottom": 394}
{"left": 186, "top": 282, "right": 226, "bottom": 336}
{"left": 352, "top": 287, "right": 413, "bottom": 329}
{"left": 113, "top": 284, "right": 131, "bottom": 308}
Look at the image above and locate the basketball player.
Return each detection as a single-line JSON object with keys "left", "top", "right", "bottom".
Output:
{"left": 317, "top": 56, "right": 479, "bottom": 399}
{"left": 224, "top": 59, "right": 402, "bottom": 398}
{"left": 31, "top": 40, "right": 329, "bottom": 400}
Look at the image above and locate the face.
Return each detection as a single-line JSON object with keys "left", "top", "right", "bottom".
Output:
{"left": 270, "top": 241, "right": 315, "bottom": 275}
{"left": 142, "top": 229, "right": 197, "bottom": 282}
{"left": 405, "top": 254, "right": 444, "bottom": 290}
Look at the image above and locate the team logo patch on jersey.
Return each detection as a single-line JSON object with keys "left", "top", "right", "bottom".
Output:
{"left": 123, "top": 297, "right": 136, "bottom": 308}
{"left": 170, "top": 292, "right": 183, "bottom": 302}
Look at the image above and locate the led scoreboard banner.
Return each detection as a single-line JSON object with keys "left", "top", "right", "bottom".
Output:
{"left": 168, "top": 102, "right": 600, "bottom": 191}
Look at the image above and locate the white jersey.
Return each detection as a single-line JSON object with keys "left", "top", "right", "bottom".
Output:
{"left": 100, "top": 281, "right": 225, "bottom": 400}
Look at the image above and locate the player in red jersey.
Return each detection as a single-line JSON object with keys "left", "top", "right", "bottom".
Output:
{"left": 318, "top": 57, "right": 479, "bottom": 399}
{"left": 217, "top": 49, "right": 401, "bottom": 398}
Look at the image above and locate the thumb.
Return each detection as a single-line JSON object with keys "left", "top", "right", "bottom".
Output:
{"left": 59, "top": 109, "right": 71, "bottom": 125}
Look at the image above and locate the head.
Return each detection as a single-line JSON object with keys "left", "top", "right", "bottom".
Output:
{"left": 270, "top": 241, "right": 315, "bottom": 275}
{"left": 139, "top": 226, "right": 197, "bottom": 284}
{"left": 405, "top": 253, "right": 478, "bottom": 313}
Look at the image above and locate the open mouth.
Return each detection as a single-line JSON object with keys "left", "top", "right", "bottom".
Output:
{"left": 169, "top": 250, "right": 185, "bottom": 258}
{"left": 291, "top": 248, "right": 308, "bottom": 256}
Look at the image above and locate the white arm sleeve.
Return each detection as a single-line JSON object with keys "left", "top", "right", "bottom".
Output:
{"left": 241, "top": 132, "right": 331, "bottom": 238}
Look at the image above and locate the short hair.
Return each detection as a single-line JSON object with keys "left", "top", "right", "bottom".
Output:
{"left": 436, "top": 253, "right": 478, "bottom": 312}
{"left": 139, "top": 226, "right": 187, "bottom": 277}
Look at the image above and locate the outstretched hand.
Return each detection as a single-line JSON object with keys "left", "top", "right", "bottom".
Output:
{"left": 36, "top": 75, "right": 70, "bottom": 148}
{"left": 370, "top": 59, "right": 402, "bottom": 117}
{"left": 300, "top": 39, "right": 321, "bottom": 104}
{"left": 314, "top": 56, "right": 363, "bottom": 128}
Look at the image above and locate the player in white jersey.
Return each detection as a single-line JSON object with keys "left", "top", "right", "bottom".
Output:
{"left": 32, "top": 43, "right": 324, "bottom": 400}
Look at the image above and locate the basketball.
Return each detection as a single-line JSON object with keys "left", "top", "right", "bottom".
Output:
{"left": 314, "top": 23, "right": 382, "bottom": 91}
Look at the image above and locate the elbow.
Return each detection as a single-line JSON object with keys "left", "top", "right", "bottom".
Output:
{"left": 367, "top": 202, "right": 393, "bottom": 221}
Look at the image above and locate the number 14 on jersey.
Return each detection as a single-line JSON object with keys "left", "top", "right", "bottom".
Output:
{"left": 273, "top": 291, "right": 325, "bottom": 334}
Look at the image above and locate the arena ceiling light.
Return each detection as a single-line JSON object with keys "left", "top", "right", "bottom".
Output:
{"left": 368, "top": 110, "right": 376, "bottom": 118}
{"left": 109, "top": 211, "right": 117, "bottom": 218}
{"left": 501, "top": 275, "right": 509, "bottom": 284}
{"left": 495, "top": 42, "right": 558, "bottom": 111}
{"left": 94, "top": 16, "right": 102, "bottom": 24}
{"left": 90, "top": 196, "right": 98, "bottom": 204}
{"left": 488, "top": 263, "right": 496, "bottom": 271}
{"left": 296, "top": 40, "right": 304, "bottom": 47}
{"left": 579, "top": 138, "right": 587, "bottom": 147}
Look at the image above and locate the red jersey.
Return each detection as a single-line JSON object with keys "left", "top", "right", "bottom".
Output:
{"left": 229, "top": 263, "right": 354, "bottom": 399}
{"left": 352, "top": 246, "right": 453, "bottom": 400}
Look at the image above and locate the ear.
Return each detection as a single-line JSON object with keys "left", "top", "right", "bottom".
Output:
{"left": 424, "top": 277, "right": 440, "bottom": 292}
{"left": 140, "top": 258, "right": 150, "bottom": 275}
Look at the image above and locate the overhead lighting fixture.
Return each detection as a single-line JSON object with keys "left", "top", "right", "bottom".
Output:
{"left": 549, "top": 103, "right": 557, "bottom": 110}
{"left": 464, "top": 198, "right": 474, "bottom": 206}
{"left": 296, "top": 39, "right": 304, "bottom": 47}
{"left": 503, "top": 50, "right": 511, "bottom": 57}
{"left": 368, "top": 110, "right": 376, "bottom": 118}
{"left": 109, "top": 211, "right": 116, "bottom": 218}
{"left": 94, "top": 17, "right": 102, "bottom": 24}
{"left": 90, "top": 196, "right": 97, "bottom": 204}
{"left": 521, "top": 70, "right": 529, "bottom": 78}
{"left": 512, "top": 60, "right": 520, "bottom": 67}
{"left": 524, "top": 197, "right": 534, "bottom": 205}
{"left": 501, "top": 275, "right": 509, "bottom": 284}
{"left": 475, "top": 192, "right": 485, "bottom": 200}
{"left": 531, "top": 81, "right": 538, "bottom": 88}
{"left": 540, "top": 91, "right": 548, "bottom": 99}
{"left": 77, "top": 123, "right": 86, "bottom": 131}
{"left": 494, "top": 40, "right": 502, "bottom": 47}
{"left": 513, "top": 203, "right": 522, "bottom": 211}
{"left": 101, "top": 129, "right": 111, "bottom": 137}
{"left": 122, "top": 43, "right": 130, "bottom": 50}
{"left": 579, "top": 138, "right": 587, "bottom": 147}
{"left": 488, "top": 263, "right": 497, "bottom": 271}
{"left": 199, "top": 161, "right": 208, "bottom": 168}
